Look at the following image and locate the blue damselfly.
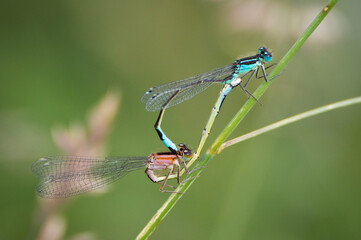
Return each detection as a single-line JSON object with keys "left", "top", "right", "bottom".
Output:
{"left": 142, "top": 47, "right": 274, "bottom": 171}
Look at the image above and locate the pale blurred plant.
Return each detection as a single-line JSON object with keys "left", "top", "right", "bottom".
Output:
{"left": 52, "top": 91, "right": 120, "bottom": 156}
{"left": 219, "top": 0, "right": 347, "bottom": 50}
{"left": 31, "top": 92, "right": 121, "bottom": 240}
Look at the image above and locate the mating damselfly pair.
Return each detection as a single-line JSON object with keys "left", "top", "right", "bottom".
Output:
{"left": 32, "top": 47, "right": 274, "bottom": 198}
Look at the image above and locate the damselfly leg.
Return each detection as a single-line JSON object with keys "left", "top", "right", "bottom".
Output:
{"left": 145, "top": 143, "right": 193, "bottom": 193}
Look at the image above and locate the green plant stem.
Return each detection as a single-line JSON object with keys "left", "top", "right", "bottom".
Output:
{"left": 218, "top": 96, "right": 361, "bottom": 152}
{"left": 136, "top": 0, "right": 338, "bottom": 239}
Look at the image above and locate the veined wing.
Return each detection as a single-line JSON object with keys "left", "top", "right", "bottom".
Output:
{"left": 141, "top": 63, "right": 234, "bottom": 112}
{"left": 31, "top": 156, "right": 148, "bottom": 198}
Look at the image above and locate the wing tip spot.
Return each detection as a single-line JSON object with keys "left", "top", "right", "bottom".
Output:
{"left": 150, "top": 93, "right": 159, "bottom": 100}
{"left": 145, "top": 88, "right": 154, "bottom": 94}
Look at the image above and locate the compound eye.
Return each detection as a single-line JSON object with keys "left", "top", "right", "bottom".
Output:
{"left": 178, "top": 143, "right": 185, "bottom": 149}
{"left": 183, "top": 149, "right": 192, "bottom": 157}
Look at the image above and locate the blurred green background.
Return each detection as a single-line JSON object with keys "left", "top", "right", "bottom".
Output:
{"left": 1, "top": 0, "right": 361, "bottom": 239}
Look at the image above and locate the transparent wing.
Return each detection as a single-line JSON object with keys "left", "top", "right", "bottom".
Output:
{"left": 143, "top": 81, "right": 214, "bottom": 112}
{"left": 141, "top": 64, "right": 234, "bottom": 112}
{"left": 31, "top": 156, "right": 148, "bottom": 198}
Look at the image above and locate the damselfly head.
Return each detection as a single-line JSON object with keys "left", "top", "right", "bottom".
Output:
{"left": 177, "top": 143, "right": 193, "bottom": 159}
{"left": 258, "top": 47, "right": 272, "bottom": 62}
